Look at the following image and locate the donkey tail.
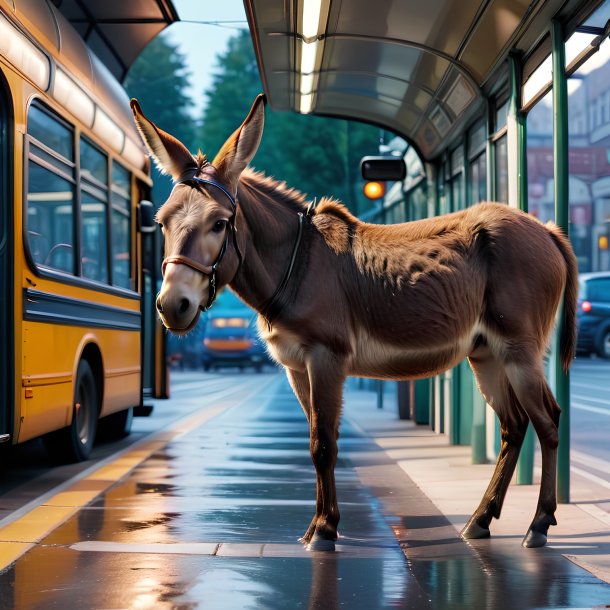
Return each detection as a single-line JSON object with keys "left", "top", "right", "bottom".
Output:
{"left": 548, "top": 225, "right": 578, "bottom": 372}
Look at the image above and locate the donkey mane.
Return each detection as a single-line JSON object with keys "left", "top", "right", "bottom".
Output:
{"left": 240, "top": 169, "right": 308, "bottom": 214}
{"left": 195, "top": 151, "right": 209, "bottom": 172}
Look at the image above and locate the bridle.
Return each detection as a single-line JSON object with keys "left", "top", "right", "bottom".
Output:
{"left": 161, "top": 176, "right": 242, "bottom": 311}
{"left": 161, "top": 174, "right": 309, "bottom": 320}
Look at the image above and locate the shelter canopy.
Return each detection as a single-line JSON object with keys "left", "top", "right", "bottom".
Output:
{"left": 245, "top": 0, "right": 587, "bottom": 159}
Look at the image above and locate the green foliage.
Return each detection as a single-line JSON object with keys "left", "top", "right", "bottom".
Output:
{"left": 124, "top": 33, "right": 196, "bottom": 206}
{"left": 199, "top": 30, "right": 383, "bottom": 215}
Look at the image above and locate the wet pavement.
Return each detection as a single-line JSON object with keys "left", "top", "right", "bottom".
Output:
{"left": 1, "top": 374, "right": 610, "bottom": 609}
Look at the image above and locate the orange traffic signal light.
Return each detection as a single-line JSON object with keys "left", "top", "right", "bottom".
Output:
{"left": 363, "top": 181, "right": 385, "bottom": 200}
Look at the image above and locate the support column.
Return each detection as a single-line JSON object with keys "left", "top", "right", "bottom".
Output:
{"left": 507, "top": 52, "right": 535, "bottom": 485}
{"left": 552, "top": 19, "right": 571, "bottom": 504}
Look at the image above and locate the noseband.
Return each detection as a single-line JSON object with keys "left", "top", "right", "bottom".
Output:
{"left": 161, "top": 176, "right": 242, "bottom": 311}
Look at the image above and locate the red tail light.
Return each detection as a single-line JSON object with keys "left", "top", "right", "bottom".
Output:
{"left": 581, "top": 300, "right": 592, "bottom": 313}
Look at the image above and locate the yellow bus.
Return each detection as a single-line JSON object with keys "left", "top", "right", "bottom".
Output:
{"left": 0, "top": 0, "right": 168, "bottom": 462}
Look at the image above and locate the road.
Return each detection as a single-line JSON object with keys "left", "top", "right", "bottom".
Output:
{"left": 0, "top": 363, "right": 609, "bottom": 608}
{"left": 1, "top": 358, "right": 608, "bottom": 520}
{"left": 569, "top": 358, "right": 610, "bottom": 507}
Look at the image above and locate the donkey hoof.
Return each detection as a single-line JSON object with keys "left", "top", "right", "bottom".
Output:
{"left": 460, "top": 520, "right": 490, "bottom": 540}
{"left": 307, "top": 532, "right": 336, "bottom": 552}
{"left": 522, "top": 529, "right": 547, "bottom": 548}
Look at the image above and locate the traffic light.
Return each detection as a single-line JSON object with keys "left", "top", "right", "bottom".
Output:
{"left": 363, "top": 181, "right": 385, "bottom": 200}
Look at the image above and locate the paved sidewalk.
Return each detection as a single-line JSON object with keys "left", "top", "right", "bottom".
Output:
{"left": 343, "top": 384, "right": 610, "bottom": 586}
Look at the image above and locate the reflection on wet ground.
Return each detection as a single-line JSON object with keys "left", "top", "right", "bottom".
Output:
{"left": 1, "top": 378, "right": 609, "bottom": 609}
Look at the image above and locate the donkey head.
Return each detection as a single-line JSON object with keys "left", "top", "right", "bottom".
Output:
{"left": 131, "top": 95, "right": 265, "bottom": 333}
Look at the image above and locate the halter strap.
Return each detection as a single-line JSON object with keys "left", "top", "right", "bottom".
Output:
{"left": 162, "top": 255, "right": 214, "bottom": 277}
{"left": 161, "top": 176, "right": 238, "bottom": 311}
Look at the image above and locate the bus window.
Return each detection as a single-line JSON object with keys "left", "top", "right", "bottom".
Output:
{"left": 80, "top": 138, "right": 109, "bottom": 283}
{"left": 27, "top": 102, "right": 76, "bottom": 275}
{"left": 27, "top": 162, "right": 75, "bottom": 274}
{"left": 111, "top": 162, "right": 132, "bottom": 290}
{"left": 28, "top": 104, "right": 74, "bottom": 162}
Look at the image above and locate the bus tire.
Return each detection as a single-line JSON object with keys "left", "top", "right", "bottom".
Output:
{"left": 97, "top": 407, "right": 133, "bottom": 441}
{"left": 44, "top": 360, "right": 98, "bottom": 463}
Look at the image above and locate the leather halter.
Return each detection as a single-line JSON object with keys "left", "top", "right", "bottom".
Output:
{"left": 162, "top": 175, "right": 310, "bottom": 321}
{"left": 161, "top": 176, "right": 240, "bottom": 311}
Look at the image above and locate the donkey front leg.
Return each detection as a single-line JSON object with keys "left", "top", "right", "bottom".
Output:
{"left": 303, "top": 347, "right": 345, "bottom": 551}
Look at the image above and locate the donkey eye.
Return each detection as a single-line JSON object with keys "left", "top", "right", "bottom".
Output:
{"left": 212, "top": 220, "right": 227, "bottom": 233}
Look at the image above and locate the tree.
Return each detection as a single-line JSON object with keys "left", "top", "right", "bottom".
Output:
{"left": 124, "top": 33, "right": 196, "bottom": 206}
{"left": 199, "top": 30, "right": 383, "bottom": 215}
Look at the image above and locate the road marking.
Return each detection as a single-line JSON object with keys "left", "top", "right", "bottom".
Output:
{"left": 571, "top": 450, "right": 610, "bottom": 474}
{"left": 571, "top": 393, "right": 610, "bottom": 406}
{"left": 69, "top": 540, "right": 389, "bottom": 558}
{"left": 573, "top": 503, "right": 610, "bottom": 527}
{"left": 572, "top": 402, "right": 610, "bottom": 416}
{"left": 0, "top": 376, "right": 275, "bottom": 574}
{"left": 571, "top": 466, "right": 610, "bottom": 491}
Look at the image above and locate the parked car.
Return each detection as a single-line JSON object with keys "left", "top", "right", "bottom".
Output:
{"left": 201, "top": 290, "right": 271, "bottom": 371}
{"left": 576, "top": 272, "right": 610, "bottom": 358}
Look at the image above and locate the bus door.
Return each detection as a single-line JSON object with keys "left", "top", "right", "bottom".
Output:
{"left": 0, "top": 74, "right": 13, "bottom": 444}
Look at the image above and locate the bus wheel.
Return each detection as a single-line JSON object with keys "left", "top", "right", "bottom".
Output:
{"left": 44, "top": 360, "right": 98, "bottom": 463}
{"left": 97, "top": 407, "right": 133, "bottom": 441}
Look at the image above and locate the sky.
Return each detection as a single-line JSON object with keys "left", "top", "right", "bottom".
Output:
{"left": 164, "top": 0, "right": 249, "bottom": 118}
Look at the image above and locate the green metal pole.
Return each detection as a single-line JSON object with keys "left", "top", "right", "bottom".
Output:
{"left": 508, "top": 53, "right": 535, "bottom": 485}
{"left": 552, "top": 19, "right": 570, "bottom": 504}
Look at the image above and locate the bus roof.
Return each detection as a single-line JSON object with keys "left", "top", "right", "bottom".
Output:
{"left": 245, "top": 0, "right": 592, "bottom": 160}
{"left": 52, "top": 0, "right": 178, "bottom": 83}
{"left": 1, "top": 0, "right": 178, "bottom": 172}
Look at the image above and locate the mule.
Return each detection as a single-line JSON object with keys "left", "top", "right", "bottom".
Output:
{"left": 131, "top": 95, "right": 578, "bottom": 551}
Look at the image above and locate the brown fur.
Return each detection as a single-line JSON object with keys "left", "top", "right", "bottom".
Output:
{"left": 135, "top": 97, "right": 578, "bottom": 551}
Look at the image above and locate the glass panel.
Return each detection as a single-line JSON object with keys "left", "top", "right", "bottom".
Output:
{"left": 522, "top": 55, "right": 552, "bottom": 107}
{"left": 469, "top": 122, "right": 486, "bottom": 157}
{"left": 469, "top": 152, "right": 487, "bottom": 204}
{"left": 112, "top": 210, "right": 131, "bottom": 289}
{"left": 80, "top": 138, "right": 107, "bottom": 186}
{"left": 451, "top": 174, "right": 463, "bottom": 211}
{"left": 410, "top": 185, "right": 427, "bottom": 220}
{"left": 569, "top": 32, "right": 610, "bottom": 273}
{"left": 112, "top": 162, "right": 131, "bottom": 211}
{"left": 451, "top": 146, "right": 464, "bottom": 175}
{"left": 111, "top": 162, "right": 131, "bottom": 289}
{"left": 28, "top": 141, "right": 74, "bottom": 177}
{"left": 28, "top": 104, "right": 73, "bottom": 161}
{"left": 80, "top": 191, "right": 108, "bottom": 283}
{"left": 494, "top": 135, "right": 508, "bottom": 204}
{"left": 437, "top": 167, "right": 448, "bottom": 215}
{"left": 583, "top": 0, "right": 610, "bottom": 29}
{"left": 527, "top": 90, "right": 554, "bottom": 223}
{"left": 27, "top": 161, "right": 75, "bottom": 273}
{"left": 495, "top": 100, "right": 508, "bottom": 131}
{"left": 566, "top": 32, "right": 597, "bottom": 70}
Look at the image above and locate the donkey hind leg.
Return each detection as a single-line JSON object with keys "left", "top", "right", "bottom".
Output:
{"left": 461, "top": 351, "right": 529, "bottom": 540}
{"left": 505, "top": 362, "right": 561, "bottom": 548}
{"left": 303, "top": 348, "right": 345, "bottom": 551}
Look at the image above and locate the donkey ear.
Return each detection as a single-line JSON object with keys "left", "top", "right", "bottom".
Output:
{"left": 130, "top": 99, "right": 197, "bottom": 182}
{"left": 213, "top": 94, "right": 266, "bottom": 189}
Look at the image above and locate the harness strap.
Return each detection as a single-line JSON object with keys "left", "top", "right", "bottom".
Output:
{"left": 263, "top": 213, "right": 303, "bottom": 313}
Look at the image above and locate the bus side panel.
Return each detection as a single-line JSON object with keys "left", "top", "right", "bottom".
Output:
{"left": 97, "top": 328, "right": 141, "bottom": 416}
{"left": 19, "top": 321, "right": 140, "bottom": 443}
